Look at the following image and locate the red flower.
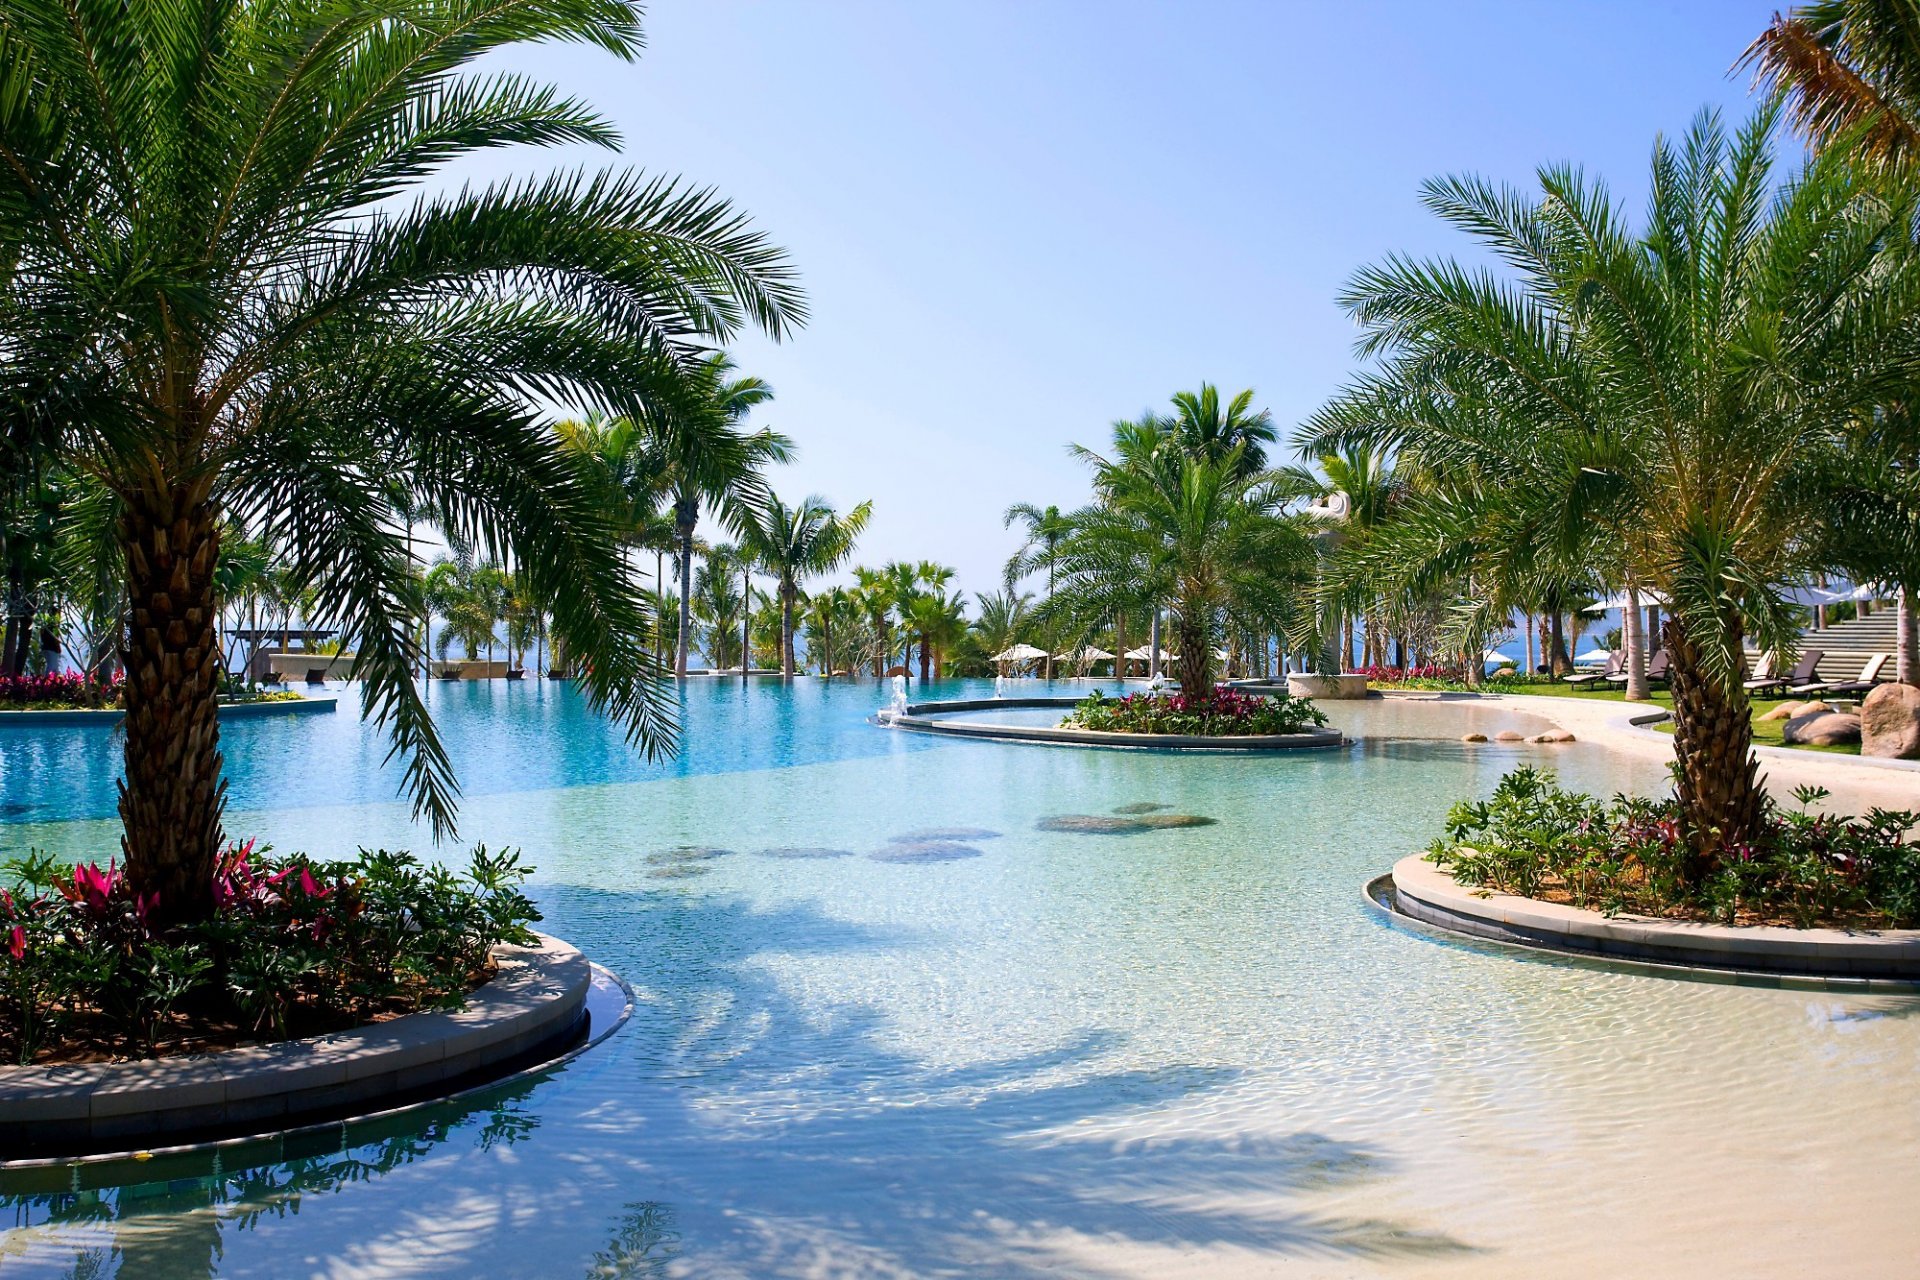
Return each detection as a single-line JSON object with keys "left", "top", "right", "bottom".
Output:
{"left": 7, "top": 926, "right": 23, "bottom": 960}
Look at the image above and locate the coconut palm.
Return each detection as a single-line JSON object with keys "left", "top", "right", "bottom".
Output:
{"left": 904, "top": 586, "right": 968, "bottom": 681}
{"left": 642, "top": 355, "right": 790, "bottom": 679}
{"left": 1303, "top": 107, "right": 1920, "bottom": 877}
{"left": 851, "top": 568, "right": 899, "bottom": 677}
{"left": 0, "top": 0, "right": 804, "bottom": 919}
{"left": 971, "top": 589, "right": 1034, "bottom": 660}
{"left": 691, "top": 544, "right": 745, "bottom": 672}
{"left": 1745, "top": 1, "right": 1920, "bottom": 164}
{"left": 1002, "top": 503, "right": 1068, "bottom": 680}
{"left": 731, "top": 494, "right": 872, "bottom": 677}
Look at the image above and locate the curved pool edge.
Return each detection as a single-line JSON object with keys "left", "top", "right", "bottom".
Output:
{"left": 0, "top": 694, "right": 338, "bottom": 727}
{"left": 1369, "top": 858, "right": 1920, "bottom": 989}
{"left": 882, "top": 698, "right": 1347, "bottom": 752}
{"left": 0, "top": 932, "right": 612, "bottom": 1164}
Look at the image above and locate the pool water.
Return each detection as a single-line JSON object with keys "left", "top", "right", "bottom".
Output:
{"left": 2, "top": 681, "right": 1917, "bottom": 1278}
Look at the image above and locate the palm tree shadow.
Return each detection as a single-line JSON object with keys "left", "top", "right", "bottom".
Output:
{"left": 1, "top": 886, "right": 1482, "bottom": 1278}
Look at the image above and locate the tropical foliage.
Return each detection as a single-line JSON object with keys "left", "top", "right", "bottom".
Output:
{"left": 0, "top": 0, "right": 802, "bottom": 920}
{"left": 0, "top": 842, "right": 540, "bottom": 1064}
{"left": 1065, "top": 688, "right": 1327, "bottom": 737}
{"left": 1429, "top": 769, "right": 1920, "bottom": 929}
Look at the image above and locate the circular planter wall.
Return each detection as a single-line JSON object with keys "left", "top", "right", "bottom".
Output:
{"left": 0, "top": 932, "right": 589, "bottom": 1159}
{"left": 1284, "top": 674, "right": 1370, "bottom": 700}
{"left": 885, "top": 697, "right": 1345, "bottom": 752}
{"left": 1384, "top": 855, "right": 1920, "bottom": 980}
{"left": 0, "top": 695, "right": 337, "bottom": 727}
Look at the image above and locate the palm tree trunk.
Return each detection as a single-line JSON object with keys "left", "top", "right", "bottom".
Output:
{"left": 918, "top": 630, "right": 931, "bottom": 682}
{"left": 1044, "top": 556, "right": 1055, "bottom": 682}
{"left": 1114, "top": 613, "right": 1128, "bottom": 681}
{"left": 1898, "top": 586, "right": 1917, "bottom": 686}
{"left": 675, "top": 502, "right": 697, "bottom": 679}
{"left": 781, "top": 579, "right": 797, "bottom": 678}
{"left": 1149, "top": 608, "right": 1162, "bottom": 680}
{"left": 1176, "top": 609, "right": 1211, "bottom": 692}
{"left": 1524, "top": 611, "right": 1534, "bottom": 677}
{"left": 1665, "top": 615, "right": 1765, "bottom": 882}
{"left": 119, "top": 490, "right": 225, "bottom": 923}
{"left": 1623, "top": 581, "right": 1649, "bottom": 701}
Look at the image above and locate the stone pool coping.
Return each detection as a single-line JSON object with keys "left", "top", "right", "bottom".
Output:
{"left": 0, "top": 931, "right": 589, "bottom": 1159}
{"left": 883, "top": 697, "right": 1347, "bottom": 752}
{"left": 0, "top": 694, "right": 337, "bottom": 727}
{"left": 1385, "top": 854, "right": 1920, "bottom": 980}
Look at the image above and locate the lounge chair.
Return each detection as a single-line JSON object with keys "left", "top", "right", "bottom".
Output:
{"left": 304, "top": 668, "right": 328, "bottom": 686}
{"left": 1747, "top": 649, "right": 1822, "bottom": 698}
{"left": 1562, "top": 651, "right": 1625, "bottom": 689}
{"left": 1792, "top": 652, "right": 1889, "bottom": 698}
{"left": 505, "top": 667, "right": 525, "bottom": 681}
{"left": 1645, "top": 649, "right": 1670, "bottom": 688}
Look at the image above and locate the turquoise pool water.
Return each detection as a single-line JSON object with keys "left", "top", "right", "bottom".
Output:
{"left": 3, "top": 682, "right": 1919, "bottom": 1278}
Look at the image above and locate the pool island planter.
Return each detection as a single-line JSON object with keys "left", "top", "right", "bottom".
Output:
{"left": 0, "top": 694, "right": 337, "bottom": 727}
{"left": 884, "top": 697, "right": 1346, "bottom": 751}
{"left": 1386, "top": 854, "right": 1920, "bottom": 980}
{"left": 0, "top": 932, "right": 589, "bottom": 1159}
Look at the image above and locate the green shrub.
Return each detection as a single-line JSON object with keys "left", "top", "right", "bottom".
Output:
{"left": 1428, "top": 768, "right": 1920, "bottom": 926}
{"left": 1064, "top": 687, "right": 1328, "bottom": 736}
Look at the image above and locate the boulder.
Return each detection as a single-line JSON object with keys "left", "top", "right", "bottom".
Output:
{"left": 1782, "top": 711, "right": 1862, "bottom": 747}
{"left": 1493, "top": 730, "right": 1526, "bottom": 742}
{"left": 1528, "top": 730, "right": 1576, "bottom": 743}
{"left": 1861, "top": 683, "right": 1920, "bottom": 759}
{"left": 1758, "top": 703, "right": 1797, "bottom": 722}
{"left": 1460, "top": 732, "right": 1488, "bottom": 743}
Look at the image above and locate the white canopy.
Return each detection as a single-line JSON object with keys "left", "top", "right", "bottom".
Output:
{"left": 992, "top": 643, "right": 1049, "bottom": 663}
{"left": 1483, "top": 648, "right": 1514, "bottom": 664}
{"left": 1123, "top": 646, "right": 1175, "bottom": 661}
{"left": 1574, "top": 648, "right": 1611, "bottom": 665}
{"left": 1581, "top": 590, "right": 1672, "bottom": 614}
{"left": 1054, "top": 645, "right": 1115, "bottom": 662}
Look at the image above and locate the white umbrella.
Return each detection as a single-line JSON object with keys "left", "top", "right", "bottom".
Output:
{"left": 1123, "top": 645, "right": 1174, "bottom": 661}
{"left": 1574, "top": 648, "right": 1611, "bottom": 665}
{"left": 1482, "top": 648, "right": 1514, "bottom": 665}
{"left": 1054, "top": 645, "right": 1114, "bottom": 662}
{"left": 992, "top": 643, "right": 1049, "bottom": 663}
{"left": 1581, "top": 590, "right": 1672, "bottom": 613}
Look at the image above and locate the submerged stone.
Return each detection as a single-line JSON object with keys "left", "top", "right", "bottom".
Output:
{"left": 870, "top": 840, "right": 984, "bottom": 863}
{"left": 754, "top": 845, "right": 856, "bottom": 859}
{"left": 889, "top": 826, "right": 1002, "bottom": 842}
{"left": 1112, "top": 802, "right": 1172, "bottom": 814}
{"left": 648, "top": 864, "right": 710, "bottom": 880}
{"left": 646, "top": 845, "right": 735, "bottom": 865}
{"left": 1036, "top": 813, "right": 1216, "bottom": 835}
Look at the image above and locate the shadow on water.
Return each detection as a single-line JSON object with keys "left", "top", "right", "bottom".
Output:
{"left": 2, "top": 888, "right": 1480, "bottom": 1278}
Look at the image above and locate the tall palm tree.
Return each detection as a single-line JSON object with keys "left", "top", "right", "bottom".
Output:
{"left": 642, "top": 355, "right": 789, "bottom": 679}
{"left": 0, "top": 1, "right": 804, "bottom": 919}
{"left": 1304, "top": 107, "right": 1920, "bottom": 877}
{"left": 1167, "top": 384, "right": 1278, "bottom": 478}
{"left": 1003, "top": 503, "right": 1067, "bottom": 679}
{"left": 691, "top": 543, "right": 745, "bottom": 672}
{"left": 850, "top": 568, "right": 897, "bottom": 677}
{"left": 731, "top": 494, "right": 872, "bottom": 677}
{"left": 971, "top": 588, "right": 1034, "bottom": 661}
{"left": 1054, "top": 429, "right": 1317, "bottom": 694}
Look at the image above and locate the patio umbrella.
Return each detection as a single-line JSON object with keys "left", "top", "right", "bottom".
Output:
{"left": 1574, "top": 648, "right": 1611, "bottom": 665}
{"left": 992, "top": 643, "right": 1049, "bottom": 663}
{"left": 1482, "top": 648, "right": 1515, "bottom": 666}
{"left": 1123, "top": 646, "right": 1175, "bottom": 661}
{"left": 1054, "top": 645, "right": 1114, "bottom": 662}
{"left": 1581, "top": 590, "right": 1672, "bottom": 613}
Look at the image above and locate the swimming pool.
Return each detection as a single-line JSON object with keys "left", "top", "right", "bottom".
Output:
{"left": 3, "top": 681, "right": 1916, "bottom": 1278}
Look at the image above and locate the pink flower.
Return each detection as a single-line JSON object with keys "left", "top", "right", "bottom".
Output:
{"left": 7, "top": 926, "right": 23, "bottom": 960}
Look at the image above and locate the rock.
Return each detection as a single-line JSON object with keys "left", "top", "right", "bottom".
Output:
{"left": 1782, "top": 711, "right": 1862, "bottom": 747}
{"left": 1493, "top": 730, "right": 1526, "bottom": 742}
{"left": 1528, "top": 730, "right": 1576, "bottom": 743}
{"left": 1861, "top": 683, "right": 1920, "bottom": 759}
{"left": 1757, "top": 703, "right": 1797, "bottom": 722}
{"left": 1460, "top": 732, "right": 1488, "bottom": 743}
{"left": 1036, "top": 813, "right": 1215, "bottom": 835}
{"left": 870, "top": 841, "right": 983, "bottom": 863}
{"left": 1113, "top": 802, "right": 1172, "bottom": 814}
{"left": 754, "top": 846, "right": 856, "bottom": 859}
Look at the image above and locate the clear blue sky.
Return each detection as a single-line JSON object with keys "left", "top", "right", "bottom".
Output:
{"left": 474, "top": 1, "right": 1775, "bottom": 600}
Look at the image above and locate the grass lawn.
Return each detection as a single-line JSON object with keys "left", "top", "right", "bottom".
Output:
{"left": 1493, "top": 680, "right": 1860, "bottom": 755}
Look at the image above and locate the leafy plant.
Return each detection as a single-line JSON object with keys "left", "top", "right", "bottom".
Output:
{"left": 1428, "top": 767, "right": 1920, "bottom": 926}
{"left": 1065, "top": 687, "right": 1328, "bottom": 736}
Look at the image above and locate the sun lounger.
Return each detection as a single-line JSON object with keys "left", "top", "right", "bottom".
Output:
{"left": 1645, "top": 649, "right": 1670, "bottom": 688}
{"left": 1562, "top": 651, "right": 1625, "bottom": 689}
{"left": 1747, "top": 649, "right": 1822, "bottom": 697}
{"left": 1793, "top": 653, "right": 1889, "bottom": 698}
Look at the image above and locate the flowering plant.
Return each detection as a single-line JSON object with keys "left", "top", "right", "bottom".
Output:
{"left": 0, "top": 841, "right": 539, "bottom": 1064}
{"left": 0, "top": 672, "right": 123, "bottom": 710}
{"left": 1064, "top": 686, "right": 1328, "bottom": 737}
{"left": 1428, "top": 767, "right": 1920, "bottom": 927}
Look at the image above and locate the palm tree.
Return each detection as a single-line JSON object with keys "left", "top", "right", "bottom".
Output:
{"left": 1054, "top": 425, "right": 1317, "bottom": 694}
{"left": 905, "top": 587, "right": 968, "bottom": 681}
{"left": 0, "top": 1, "right": 804, "bottom": 919}
{"left": 803, "top": 586, "right": 863, "bottom": 678}
{"left": 1745, "top": 1, "right": 1920, "bottom": 164}
{"left": 971, "top": 589, "right": 1034, "bottom": 661}
{"left": 1303, "top": 107, "right": 1920, "bottom": 877}
{"left": 1003, "top": 503, "right": 1067, "bottom": 680}
{"left": 641, "top": 355, "right": 790, "bottom": 679}
{"left": 731, "top": 494, "right": 873, "bottom": 677}
{"left": 1167, "top": 384, "right": 1278, "bottom": 477}
{"left": 851, "top": 567, "right": 898, "bottom": 677}
{"left": 898, "top": 562, "right": 955, "bottom": 681}
{"left": 691, "top": 544, "right": 745, "bottom": 672}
